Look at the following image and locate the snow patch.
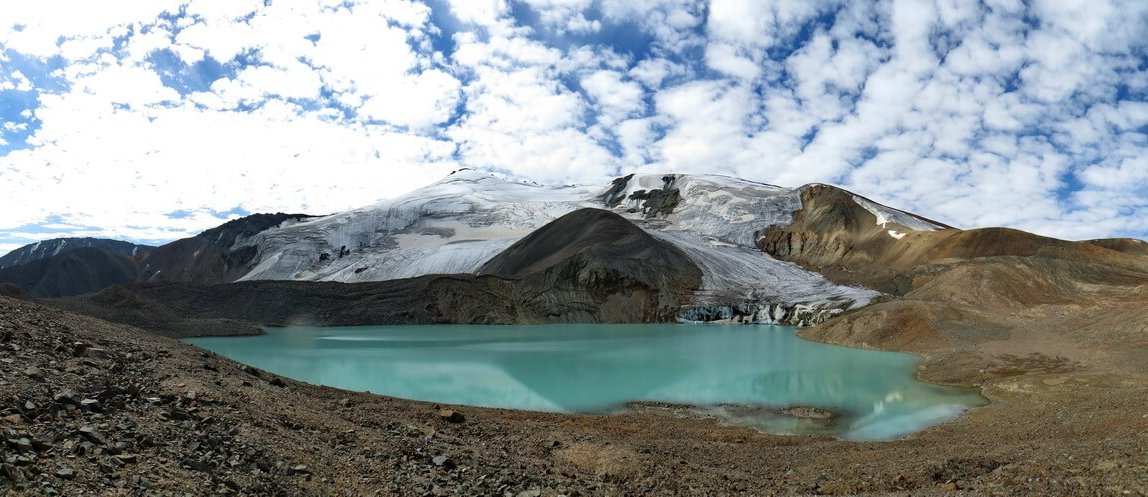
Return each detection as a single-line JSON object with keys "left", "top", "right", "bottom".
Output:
{"left": 887, "top": 230, "right": 906, "bottom": 240}
{"left": 852, "top": 195, "right": 943, "bottom": 231}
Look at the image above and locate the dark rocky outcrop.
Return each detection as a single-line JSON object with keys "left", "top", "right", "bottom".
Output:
{"left": 599, "top": 174, "right": 635, "bottom": 208}
{"left": 598, "top": 174, "right": 683, "bottom": 218}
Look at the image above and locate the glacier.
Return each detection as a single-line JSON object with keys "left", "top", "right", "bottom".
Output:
{"left": 235, "top": 170, "right": 883, "bottom": 325}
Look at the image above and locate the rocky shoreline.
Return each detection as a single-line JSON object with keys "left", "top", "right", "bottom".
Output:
{"left": 4, "top": 292, "right": 1148, "bottom": 496}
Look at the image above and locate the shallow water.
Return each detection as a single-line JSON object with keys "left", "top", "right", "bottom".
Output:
{"left": 187, "top": 324, "right": 984, "bottom": 440}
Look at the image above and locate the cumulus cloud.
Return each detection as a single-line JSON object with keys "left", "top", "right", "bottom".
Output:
{"left": 0, "top": 0, "right": 1146, "bottom": 252}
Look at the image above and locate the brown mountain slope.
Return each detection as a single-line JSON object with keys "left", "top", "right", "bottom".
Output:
{"left": 759, "top": 184, "right": 1148, "bottom": 296}
{"left": 758, "top": 184, "right": 1148, "bottom": 386}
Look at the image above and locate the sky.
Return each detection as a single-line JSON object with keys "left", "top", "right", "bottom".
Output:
{"left": 1, "top": 0, "right": 1147, "bottom": 255}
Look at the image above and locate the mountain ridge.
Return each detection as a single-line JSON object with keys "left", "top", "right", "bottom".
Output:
{"left": 0, "top": 237, "right": 154, "bottom": 269}
{"left": 3, "top": 171, "right": 1144, "bottom": 327}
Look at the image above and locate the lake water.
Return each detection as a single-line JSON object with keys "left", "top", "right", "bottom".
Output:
{"left": 187, "top": 324, "right": 984, "bottom": 440}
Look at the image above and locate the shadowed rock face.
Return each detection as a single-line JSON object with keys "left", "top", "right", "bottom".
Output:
{"left": 139, "top": 213, "right": 314, "bottom": 284}
{"left": 55, "top": 209, "right": 703, "bottom": 333}
{"left": 0, "top": 247, "right": 142, "bottom": 298}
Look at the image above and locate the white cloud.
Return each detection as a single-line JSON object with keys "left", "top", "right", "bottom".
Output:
{"left": 447, "top": 0, "right": 509, "bottom": 28}
{"left": 581, "top": 70, "right": 643, "bottom": 122}
{"left": 0, "top": 0, "right": 1146, "bottom": 246}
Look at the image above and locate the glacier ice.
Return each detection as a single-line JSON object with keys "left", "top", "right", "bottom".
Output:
{"left": 235, "top": 170, "right": 883, "bottom": 324}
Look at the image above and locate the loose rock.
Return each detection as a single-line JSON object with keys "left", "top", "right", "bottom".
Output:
{"left": 436, "top": 409, "right": 465, "bottom": 423}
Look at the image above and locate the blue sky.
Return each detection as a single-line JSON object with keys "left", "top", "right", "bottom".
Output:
{"left": 1, "top": 0, "right": 1146, "bottom": 256}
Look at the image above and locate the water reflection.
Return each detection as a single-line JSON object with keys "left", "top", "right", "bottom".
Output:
{"left": 187, "top": 324, "right": 983, "bottom": 440}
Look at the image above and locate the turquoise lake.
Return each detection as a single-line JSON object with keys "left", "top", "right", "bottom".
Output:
{"left": 186, "top": 324, "right": 984, "bottom": 440}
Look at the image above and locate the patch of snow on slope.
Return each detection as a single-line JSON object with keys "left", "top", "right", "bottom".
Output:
{"left": 887, "top": 230, "right": 906, "bottom": 240}
{"left": 851, "top": 195, "right": 944, "bottom": 231}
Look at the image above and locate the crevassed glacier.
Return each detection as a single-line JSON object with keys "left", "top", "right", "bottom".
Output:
{"left": 236, "top": 170, "right": 882, "bottom": 323}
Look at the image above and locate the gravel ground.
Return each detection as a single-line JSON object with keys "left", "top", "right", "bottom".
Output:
{"left": 2, "top": 294, "right": 1147, "bottom": 496}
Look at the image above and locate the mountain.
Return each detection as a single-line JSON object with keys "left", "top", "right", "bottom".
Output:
{"left": 0, "top": 237, "right": 153, "bottom": 269}
{"left": 232, "top": 170, "right": 882, "bottom": 324}
{"left": 138, "top": 212, "right": 314, "bottom": 283}
{"left": 58, "top": 208, "right": 702, "bottom": 332}
{"left": 0, "top": 246, "right": 142, "bottom": 298}
{"left": 757, "top": 183, "right": 1148, "bottom": 356}
{"left": 16, "top": 169, "right": 1148, "bottom": 329}
{"left": 0, "top": 214, "right": 313, "bottom": 297}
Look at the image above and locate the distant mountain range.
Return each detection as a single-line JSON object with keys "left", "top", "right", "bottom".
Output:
{"left": 4, "top": 170, "right": 1146, "bottom": 330}
{"left": 0, "top": 214, "right": 311, "bottom": 298}
{"left": 0, "top": 238, "right": 153, "bottom": 269}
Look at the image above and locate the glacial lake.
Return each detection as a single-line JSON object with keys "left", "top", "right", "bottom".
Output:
{"left": 187, "top": 324, "right": 984, "bottom": 440}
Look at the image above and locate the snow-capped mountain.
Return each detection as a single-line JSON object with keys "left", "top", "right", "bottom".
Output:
{"left": 232, "top": 170, "right": 946, "bottom": 324}
{"left": 0, "top": 238, "right": 154, "bottom": 269}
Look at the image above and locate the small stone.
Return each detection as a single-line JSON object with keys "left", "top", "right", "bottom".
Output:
{"left": 517, "top": 490, "right": 542, "bottom": 497}
{"left": 268, "top": 377, "right": 286, "bottom": 388}
{"left": 940, "top": 482, "right": 959, "bottom": 491}
{"left": 71, "top": 342, "right": 90, "bottom": 357}
{"left": 56, "top": 467, "right": 75, "bottom": 480}
{"left": 22, "top": 367, "right": 42, "bottom": 380}
{"left": 432, "top": 455, "right": 454, "bottom": 468}
{"left": 53, "top": 390, "right": 79, "bottom": 405}
{"left": 23, "top": 400, "right": 36, "bottom": 411}
{"left": 185, "top": 391, "right": 198, "bottom": 400}
{"left": 81, "top": 347, "right": 112, "bottom": 359}
{"left": 291, "top": 464, "right": 309, "bottom": 473}
{"left": 6, "top": 438, "right": 32, "bottom": 452}
{"left": 436, "top": 409, "right": 465, "bottom": 423}
{"left": 2, "top": 414, "right": 22, "bottom": 424}
{"left": 80, "top": 399, "right": 101, "bottom": 411}
{"left": 1, "top": 463, "right": 25, "bottom": 483}
{"left": 114, "top": 454, "right": 138, "bottom": 464}
{"left": 78, "top": 425, "right": 103, "bottom": 440}
{"left": 338, "top": 398, "right": 351, "bottom": 407}
{"left": 30, "top": 437, "right": 53, "bottom": 452}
